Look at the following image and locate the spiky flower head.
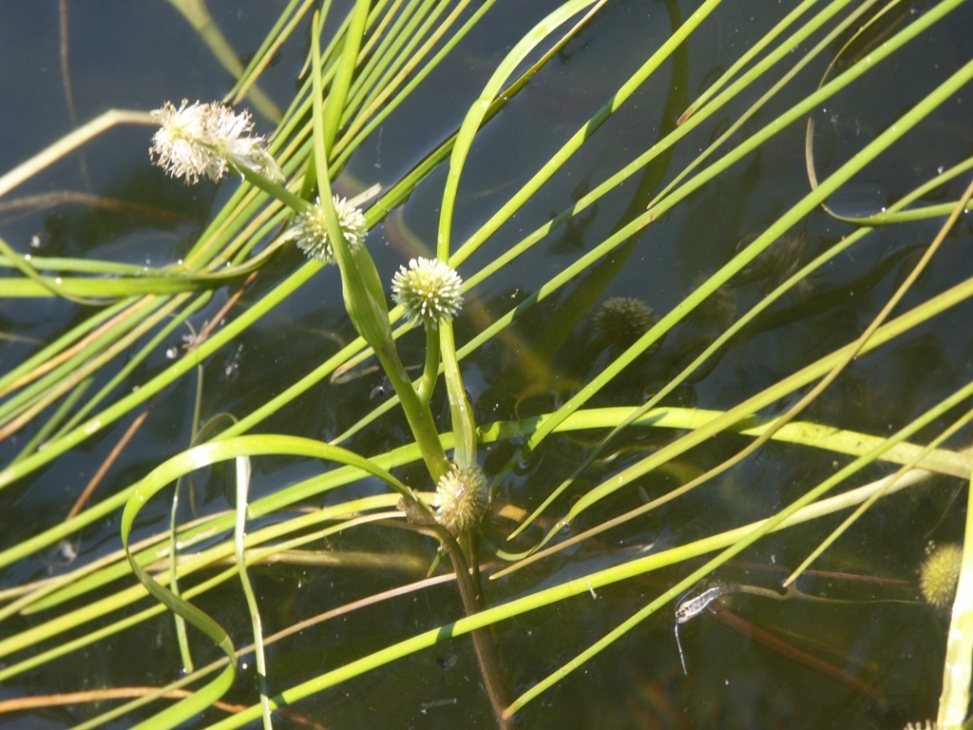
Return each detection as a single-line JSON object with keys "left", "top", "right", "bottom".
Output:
{"left": 433, "top": 464, "right": 489, "bottom": 534}
{"left": 904, "top": 722, "right": 937, "bottom": 730}
{"left": 920, "top": 542, "right": 963, "bottom": 610}
{"left": 594, "top": 296, "right": 658, "bottom": 350}
{"left": 292, "top": 195, "right": 368, "bottom": 264}
{"left": 150, "top": 100, "right": 283, "bottom": 184}
{"left": 391, "top": 257, "right": 463, "bottom": 329}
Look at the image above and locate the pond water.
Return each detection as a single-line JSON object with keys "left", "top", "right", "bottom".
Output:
{"left": 1, "top": 0, "right": 972, "bottom": 728}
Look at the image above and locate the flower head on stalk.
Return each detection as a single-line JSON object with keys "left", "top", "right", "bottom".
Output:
{"left": 292, "top": 195, "right": 368, "bottom": 264}
{"left": 391, "top": 257, "right": 463, "bottom": 329}
{"left": 433, "top": 464, "right": 489, "bottom": 534}
{"left": 149, "top": 100, "right": 283, "bottom": 184}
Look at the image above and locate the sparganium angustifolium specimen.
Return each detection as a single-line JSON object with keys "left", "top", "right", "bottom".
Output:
{"left": 391, "top": 257, "right": 463, "bottom": 329}
{"left": 4, "top": 0, "right": 969, "bottom": 725}
{"left": 150, "top": 99, "right": 283, "bottom": 184}
{"left": 293, "top": 195, "right": 368, "bottom": 264}
{"left": 433, "top": 464, "right": 489, "bottom": 534}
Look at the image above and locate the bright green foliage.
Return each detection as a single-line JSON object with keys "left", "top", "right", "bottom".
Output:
{"left": 1, "top": 0, "right": 972, "bottom": 728}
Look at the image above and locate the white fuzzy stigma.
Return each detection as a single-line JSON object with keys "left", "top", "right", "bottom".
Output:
{"left": 150, "top": 100, "right": 282, "bottom": 184}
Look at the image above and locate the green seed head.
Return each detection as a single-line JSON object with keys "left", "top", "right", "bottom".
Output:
{"left": 594, "top": 296, "right": 657, "bottom": 350}
{"left": 433, "top": 464, "right": 489, "bottom": 534}
{"left": 920, "top": 542, "right": 962, "bottom": 610}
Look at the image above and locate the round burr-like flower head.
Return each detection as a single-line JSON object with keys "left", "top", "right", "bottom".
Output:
{"left": 433, "top": 464, "right": 489, "bottom": 535}
{"left": 150, "top": 100, "right": 282, "bottom": 184}
{"left": 920, "top": 542, "right": 963, "bottom": 610}
{"left": 594, "top": 296, "right": 658, "bottom": 350}
{"left": 391, "top": 257, "right": 463, "bottom": 329}
{"left": 294, "top": 196, "right": 368, "bottom": 264}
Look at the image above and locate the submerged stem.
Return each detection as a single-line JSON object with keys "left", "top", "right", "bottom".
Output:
{"left": 434, "top": 527, "right": 512, "bottom": 730}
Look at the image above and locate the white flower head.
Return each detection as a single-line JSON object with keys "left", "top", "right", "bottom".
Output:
{"left": 150, "top": 100, "right": 283, "bottom": 184}
{"left": 293, "top": 195, "right": 368, "bottom": 264}
{"left": 391, "top": 257, "right": 463, "bottom": 329}
{"left": 433, "top": 464, "right": 489, "bottom": 534}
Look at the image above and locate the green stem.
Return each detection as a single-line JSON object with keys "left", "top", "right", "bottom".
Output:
{"left": 373, "top": 337, "right": 450, "bottom": 481}
{"left": 417, "top": 324, "right": 440, "bottom": 404}
{"left": 233, "top": 457, "right": 273, "bottom": 730}
{"left": 234, "top": 163, "right": 308, "bottom": 213}
{"left": 440, "top": 321, "right": 475, "bottom": 469}
{"left": 322, "top": 0, "right": 370, "bottom": 152}
{"left": 309, "top": 9, "right": 449, "bottom": 483}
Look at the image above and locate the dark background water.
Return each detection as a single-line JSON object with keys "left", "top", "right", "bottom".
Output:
{"left": 1, "top": 0, "right": 972, "bottom": 727}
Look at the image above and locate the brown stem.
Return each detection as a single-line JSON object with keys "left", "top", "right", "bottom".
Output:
{"left": 67, "top": 407, "right": 150, "bottom": 519}
{"left": 434, "top": 526, "right": 513, "bottom": 730}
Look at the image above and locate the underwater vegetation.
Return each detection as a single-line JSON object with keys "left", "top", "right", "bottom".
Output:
{"left": 0, "top": 0, "right": 972, "bottom": 728}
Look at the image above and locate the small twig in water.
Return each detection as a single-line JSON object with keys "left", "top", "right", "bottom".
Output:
{"left": 67, "top": 407, "right": 151, "bottom": 520}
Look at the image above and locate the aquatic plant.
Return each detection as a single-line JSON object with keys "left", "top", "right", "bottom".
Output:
{"left": 0, "top": 0, "right": 972, "bottom": 728}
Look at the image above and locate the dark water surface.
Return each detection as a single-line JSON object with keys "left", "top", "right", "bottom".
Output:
{"left": 1, "top": 0, "right": 972, "bottom": 728}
